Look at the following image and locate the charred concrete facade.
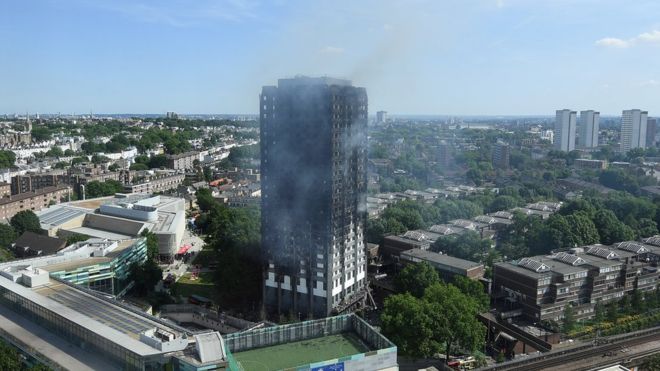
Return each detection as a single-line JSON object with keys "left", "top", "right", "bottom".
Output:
{"left": 260, "top": 77, "right": 368, "bottom": 318}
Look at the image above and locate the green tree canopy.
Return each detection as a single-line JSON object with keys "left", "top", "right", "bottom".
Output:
{"left": 10, "top": 210, "right": 41, "bottom": 236}
{"left": 85, "top": 180, "right": 124, "bottom": 198}
{"left": 0, "top": 150, "right": 17, "bottom": 169}
{"left": 395, "top": 262, "right": 440, "bottom": 298}
{"left": 129, "top": 260, "right": 162, "bottom": 297}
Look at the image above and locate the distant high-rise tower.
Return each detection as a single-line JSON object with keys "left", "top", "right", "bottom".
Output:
{"left": 620, "top": 109, "right": 648, "bottom": 153}
{"left": 25, "top": 112, "right": 32, "bottom": 132}
{"left": 578, "top": 110, "right": 600, "bottom": 148}
{"left": 646, "top": 118, "right": 657, "bottom": 148}
{"left": 376, "top": 111, "right": 387, "bottom": 124}
{"left": 554, "top": 109, "right": 577, "bottom": 152}
{"left": 260, "top": 76, "right": 368, "bottom": 318}
{"left": 492, "top": 141, "right": 511, "bottom": 169}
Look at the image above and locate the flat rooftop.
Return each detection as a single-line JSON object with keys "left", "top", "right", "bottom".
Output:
{"left": 41, "top": 239, "right": 135, "bottom": 273}
{"left": 401, "top": 248, "right": 482, "bottom": 270}
{"left": 67, "top": 226, "right": 133, "bottom": 240}
{"left": 34, "top": 280, "right": 174, "bottom": 340}
{"left": 232, "top": 333, "right": 370, "bottom": 371}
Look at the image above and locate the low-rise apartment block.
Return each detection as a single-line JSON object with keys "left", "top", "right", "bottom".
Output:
{"left": 124, "top": 173, "right": 185, "bottom": 194}
{"left": 0, "top": 185, "right": 71, "bottom": 221}
{"left": 166, "top": 151, "right": 200, "bottom": 170}
{"left": 493, "top": 242, "right": 660, "bottom": 323}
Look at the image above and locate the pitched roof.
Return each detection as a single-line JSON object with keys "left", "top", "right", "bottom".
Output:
{"left": 14, "top": 231, "right": 67, "bottom": 256}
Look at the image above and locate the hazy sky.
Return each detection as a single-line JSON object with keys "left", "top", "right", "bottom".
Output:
{"left": 1, "top": 0, "right": 660, "bottom": 115}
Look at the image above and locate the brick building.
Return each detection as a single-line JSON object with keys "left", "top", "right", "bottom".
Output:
{"left": 0, "top": 185, "right": 71, "bottom": 220}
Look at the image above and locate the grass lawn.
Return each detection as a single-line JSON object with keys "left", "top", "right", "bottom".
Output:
{"left": 232, "top": 333, "right": 369, "bottom": 371}
{"left": 172, "top": 272, "right": 218, "bottom": 302}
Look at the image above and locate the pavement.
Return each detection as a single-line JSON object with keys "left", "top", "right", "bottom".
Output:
{"left": 157, "top": 228, "right": 206, "bottom": 290}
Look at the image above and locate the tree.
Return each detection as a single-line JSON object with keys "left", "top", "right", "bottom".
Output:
{"left": 129, "top": 260, "right": 162, "bottom": 296}
{"left": 108, "top": 163, "right": 120, "bottom": 171}
{"left": 0, "top": 341, "right": 22, "bottom": 370}
{"left": 452, "top": 275, "right": 489, "bottom": 311}
{"left": 380, "top": 293, "right": 437, "bottom": 358}
{"left": 631, "top": 289, "right": 645, "bottom": 314}
{"left": 488, "top": 196, "right": 520, "bottom": 213}
{"left": 562, "top": 305, "right": 576, "bottom": 333}
{"left": 606, "top": 302, "right": 619, "bottom": 322}
{"left": 395, "top": 262, "right": 439, "bottom": 298}
{"left": 206, "top": 204, "right": 261, "bottom": 310}
{"left": 130, "top": 163, "right": 149, "bottom": 171}
{"left": 593, "top": 300, "right": 605, "bottom": 323}
{"left": 140, "top": 229, "right": 159, "bottom": 260}
{"left": 10, "top": 210, "right": 41, "bottom": 236}
{"left": 433, "top": 231, "right": 491, "bottom": 261}
{"left": 0, "top": 224, "right": 17, "bottom": 248}
{"left": 424, "top": 283, "right": 486, "bottom": 364}
{"left": 85, "top": 180, "right": 124, "bottom": 198}
{"left": 593, "top": 209, "right": 634, "bottom": 245}
{"left": 196, "top": 188, "right": 216, "bottom": 212}
{"left": 641, "top": 354, "right": 660, "bottom": 371}
{"left": 0, "top": 150, "right": 16, "bottom": 169}
{"left": 620, "top": 294, "right": 633, "bottom": 315}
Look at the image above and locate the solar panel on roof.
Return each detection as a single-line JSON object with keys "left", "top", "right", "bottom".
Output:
{"left": 403, "top": 231, "right": 427, "bottom": 241}
{"left": 553, "top": 252, "right": 586, "bottom": 266}
{"left": 616, "top": 242, "right": 648, "bottom": 254}
{"left": 643, "top": 237, "right": 660, "bottom": 247}
{"left": 586, "top": 246, "right": 619, "bottom": 260}
{"left": 518, "top": 258, "right": 550, "bottom": 272}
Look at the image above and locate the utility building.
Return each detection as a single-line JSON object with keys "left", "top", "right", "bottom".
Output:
{"left": 260, "top": 76, "right": 368, "bottom": 318}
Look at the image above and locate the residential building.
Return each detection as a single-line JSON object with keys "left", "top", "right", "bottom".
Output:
{"left": 554, "top": 109, "right": 577, "bottom": 152}
{"left": 376, "top": 110, "right": 388, "bottom": 124}
{"left": 492, "top": 141, "right": 511, "bottom": 169}
{"left": 260, "top": 76, "right": 368, "bottom": 317}
{"left": 166, "top": 151, "right": 200, "bottom": 170}
{"left": 11, "top": 172, "right": 66, "bottom": 194}
{"left": 647, "top": 118, "right": 657, "bottom": 148}
{"left": 124, "top": 173, "right": 185, "bottom": 194}
{"left": 12, "top": 231, "right": 66, "bottom": 258}
{"left": 579, "top": 110, "right": 600, "bottom": 148}
{"left": 493, "top": 243, "right": 659, "bottom": 323}
{"left": 400, "top": 248, "right": 485, "bottom": 280}
{"left": 620, "top": 109, "right": 648, "bottom": 153}
{"left": 0, "top": 185, "right": 71, "bottom": 221}
{"left": 437, "top": 140, "right": 452, "bottom": 168}
{"left": 574, "top": 159, "right": 607, "bottom": 170}
{"left": 0, "top": 182, "right": 10, "bottom": 197}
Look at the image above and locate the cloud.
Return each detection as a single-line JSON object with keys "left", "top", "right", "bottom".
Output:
{"left": 637, "top": 30, "right": 660, "bottom": 43}
{"left": 595, "top": 37, "right": 630, "bottom": 48}
{"left": 319, "top": 46, "right": 345, "bottom": 55}
{"left": 639, "top": 79, "right": 660, "bottom": 87}
{"left": 596, "top": 29, "right": 660, "bottom": 48}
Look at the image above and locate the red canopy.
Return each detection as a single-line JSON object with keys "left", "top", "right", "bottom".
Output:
{"left": 177, "top": 245, "right": 191, "bottom": 255}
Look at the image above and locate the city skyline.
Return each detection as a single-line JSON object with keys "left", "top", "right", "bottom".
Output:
{"left": 2, "top": 0, "right": 660, "bottom": 115}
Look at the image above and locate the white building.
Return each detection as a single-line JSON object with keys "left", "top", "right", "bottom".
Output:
{"left": 554, "top": 109, "right": 577, "bottom": 152}
{"left": 579, "top": 110, "right": 600, "bottom": 148}
{"left": 621, "top": 109, "right": 649, "bottom": 153}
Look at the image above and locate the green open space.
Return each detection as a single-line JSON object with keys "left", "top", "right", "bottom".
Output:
{"left": 171, "top": 272, "right": 218, "bottom": 303}
{"left": 232, "top": 333, "right": 369, "bottom": 371}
